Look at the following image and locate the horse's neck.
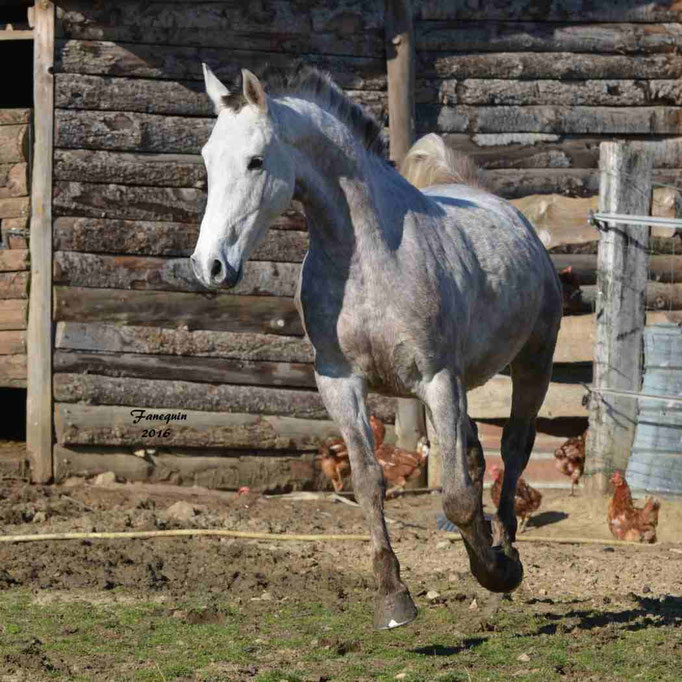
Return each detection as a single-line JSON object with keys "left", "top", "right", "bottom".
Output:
{"left": 277, "top": 98, "right": 392, "bottom": 261}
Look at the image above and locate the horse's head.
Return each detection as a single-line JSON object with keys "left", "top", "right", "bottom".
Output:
{"left": 191, "top": 65, "right": 295, "bottom": 289}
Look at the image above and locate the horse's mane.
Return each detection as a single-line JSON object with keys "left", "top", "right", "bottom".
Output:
{"left": 399, "top": 133, "right": 488, "bottom": 190}
{"left": 222, "top": 63, "right": 388, "bottom": 157}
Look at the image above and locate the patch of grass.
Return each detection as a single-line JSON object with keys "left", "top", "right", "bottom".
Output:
{"left": 0, "top": 589, "right": 680, "bottom": 681}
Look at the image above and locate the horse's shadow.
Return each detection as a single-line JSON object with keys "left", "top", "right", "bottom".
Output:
{"left": 412, "top": 637, "right": 487, "bottom": 657}
{"left": 533, "top": 595, "right": 682, "bottom": 636}
{"left": 410, "top": 596, "right": 682, "bottom": 659}
{"left": 525, "top": 510, "right": 569, "bottom": 529}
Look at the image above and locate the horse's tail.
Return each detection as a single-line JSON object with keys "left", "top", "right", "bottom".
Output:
{"left": 399, "top": 133, "right": 487, "bottom": 190}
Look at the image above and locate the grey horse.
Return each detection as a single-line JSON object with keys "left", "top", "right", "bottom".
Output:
{"left": 191, "top": 63, "right": 563, "bottom": 630}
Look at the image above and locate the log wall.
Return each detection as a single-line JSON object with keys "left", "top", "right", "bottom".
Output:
{"left": 413, "top": 3, "right": 682, "bottom": 198}
{"left": 0, "top": 108, "right": 30, "bottom": 388}
{"left": 50, "top": 1, "right": 682, "bottom": 490}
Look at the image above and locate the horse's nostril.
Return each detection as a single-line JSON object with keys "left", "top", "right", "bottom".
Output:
{"left": 210, "top": 259, "right": 223, "bottom": 281}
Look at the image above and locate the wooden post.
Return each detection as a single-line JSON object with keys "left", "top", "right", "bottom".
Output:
{"left": 26, "top": 1, "right": 54, "bottom": 483}
{"left": 385, "top": 0, "right": 425, "bottom": 458}
{"left": 586, "top": 141, "right": 652, "bottom": 493}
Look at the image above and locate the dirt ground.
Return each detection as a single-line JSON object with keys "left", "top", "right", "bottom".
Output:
{"left": 0, "top": 474, "right": 680, "bottom": 681}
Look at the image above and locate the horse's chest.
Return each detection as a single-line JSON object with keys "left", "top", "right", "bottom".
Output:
{"left": 299, "top": 258, "right": 424, "bottom": 394}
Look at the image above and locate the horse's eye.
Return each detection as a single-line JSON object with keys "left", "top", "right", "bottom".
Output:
{"left": 247, "top": 156, "right": 264, "bottom": 171}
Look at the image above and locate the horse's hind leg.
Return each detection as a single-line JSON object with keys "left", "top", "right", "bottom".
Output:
{"left": 315, "top": 372, "right": 417, "bottom": 630}
{"left": 422, "top": 370, "right": 522, "bottom": 593}
{"left": 496, "top": 328, "right": 558, "bottom": 548}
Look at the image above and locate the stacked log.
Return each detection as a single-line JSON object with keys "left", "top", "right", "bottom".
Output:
{"left": 48, "top": 1, "right": 682, "bottom": 489}
{"left": 0, "top": 109, "right": 30, "bottom": 388}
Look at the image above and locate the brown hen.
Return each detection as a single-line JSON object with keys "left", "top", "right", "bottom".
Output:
{"left": 554, "top": 430, "right": 586, "bottom": 496}
{"left": 374, "top": 437, "right": 430, "bottom": 495}
{"left": 318, "top": 415, "right": 388, "bottom": 492}
{"left": 559, "top": 265, "right": 583, "bottom": 315}
{"left": 607, "top": 471, "right": 660, "bottom": 543}
{"left": 489, "top": 465, "right": 542, "bottom": 531}
{"left": 318, "top": 416, "right": 428, "bottom": 495}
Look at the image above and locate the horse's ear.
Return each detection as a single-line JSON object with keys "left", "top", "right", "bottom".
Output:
{"left": 242, "top": 69, "right": 268, "bottom": 114}
{"left": 202, "top": 63, "right": 230, "bottom": 115}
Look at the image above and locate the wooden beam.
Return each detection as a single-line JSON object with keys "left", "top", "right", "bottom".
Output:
{"left": 53, "top": 373, "right": 396, "bottom": 424}
{"left": 53, "top": 445, "right": 320, "bottom": 491}
{"left": 0, "top": 30, "right": 33, "bottom": 41}
{"left": 0, "top": 299, "right": 28, "bottom": 330}
{"left": 53, "top": 350, "right": 316, "bottom": 389}
{"left": 27, "top": 0, "right": 54, "bottom": 484}
{"left": 55, "top": 321, "right": 314, "bottom": 363}
{"left": 386, "top": 0, "right": 424, "bottom": 455}
{"left": 53, "top": 286, "right": 305, "bottom": 336}
{"left": 586, "top": 142, "right": 652, "bottom": 493}
{"left": 384, "top": 0, "right": 415, "bottom": 364}
{"left": 54, "top": 404, "right": 363, "bottom": 450}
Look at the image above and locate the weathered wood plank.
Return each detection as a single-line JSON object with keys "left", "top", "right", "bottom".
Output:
{"left": 0, "top": 197, "right": 30, "bottom": 219}
{"left": 55, "top": 321, "right": 315, "bottom": 363}
{"left": 0, "top": 330, "right": 26, "bottom": 355}
{"left": 55, "top": 109, "right": 213, "bottom": 154}
{"left": 53, "top": 444, "right": 320, "bottom": 491}
{"left": 582, "top": 282, "right": 682, "bottom": 311}
{"left": 419, "top": 52, "right": 682, "bottom": 81}
{"left": 54, "top": 150, "right": 206, "bottom": 188}
{"left": 0, "top": 109, "right": 31, "bottom": 126}
{"left": 0, "top": 163, "right": 29, "bottom": 198}
{"left": 54, "top": 404, "right": 353, "bottom": 450}
{"left": 418, "top": 105, "right": 682, "bottom": 135}
{"left": 53, "top": 181, "right": 205, "bottom": 223}
{"left": 0, "top": 299, "right": 27, "bottom": 330}
{"left": 53, "top": 286, "right": 305, "bottom": 336}
{"left": 0, "top": 354, "right": 26, "bottom": 387}
{"left": 0, "top": 125, "right": 29, "bottom": 163}
{"left": 445, "top": 134, "right": 682, "bottom": 171}
{"left": 0, "top": 272, "right": 28, "bottom": 299}
{"left": 587, "top": 142, "right": 652, "bottom": 492}
{"left": 0, "top": 250, "right": 29, "bottom": 272}
{"left": 57, "top": 0, "right": 384, "bottom": 57}
{"left": 551, "top": 255, "right": 682, "bottom": 286}
{"left": 53, "top": 373, "right": 396, "bottom": 422}
{"left": 55, "top": 73, "right": 387, "bottom": 119}
{"left": 53, "top": 251, "right": 300, "bottom": 297}
{"left": 490, "top": 168, "right": 682, "bottom": 199}
{"left": 470, "top": 376, "right": 587, "bottom": 419}
{"left": 53, "top": 214, "right": 306, "bottom": 256}
{"left": 435, "top": 79, "right": 681, "bottom": 107}
{"left": 554, "top": 311, "right": 670, "bottom": 364}
{"left": 54, "top": 350, "right": 315, "bottom": 388}
{"left": 417, "top": 0, "right": 682, "bottom": 22}
{"left": 416, "top": 22, "right": 682, "bottom": 54}
{"left": 55, "top": 40, "right": 388, "bottom": 90}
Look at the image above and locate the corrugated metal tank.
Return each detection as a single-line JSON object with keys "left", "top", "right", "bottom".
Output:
{"left": 627, "top": 324, "right": 682, "bottom": 496}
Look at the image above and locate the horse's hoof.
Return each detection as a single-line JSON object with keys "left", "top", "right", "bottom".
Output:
{"left": 373, "top": 589, "right": 418, "bottom": 630}
{"left": 466, "top": 544, "right": 524, "bottom": 594}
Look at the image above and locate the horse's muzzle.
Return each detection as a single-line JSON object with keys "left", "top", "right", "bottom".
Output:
{"left": 190, "top": 253, "right": 242, "bottom": 289}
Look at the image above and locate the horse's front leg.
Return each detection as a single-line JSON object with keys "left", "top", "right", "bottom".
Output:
{"left": 423, "top": 370, "right": 523, "bottom": 593}
{"left": 315, "top": 372, "right": 417, "bottom": 630}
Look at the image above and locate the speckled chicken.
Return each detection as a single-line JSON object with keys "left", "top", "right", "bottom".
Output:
{"left": 554, "top": 430, "right": 587, "bottom": 495}
{"left": 489, "top": 465, "right": 542, "bottom": 532}
{"left": 607, "top": 471, "right": 660, "bottom": 543}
